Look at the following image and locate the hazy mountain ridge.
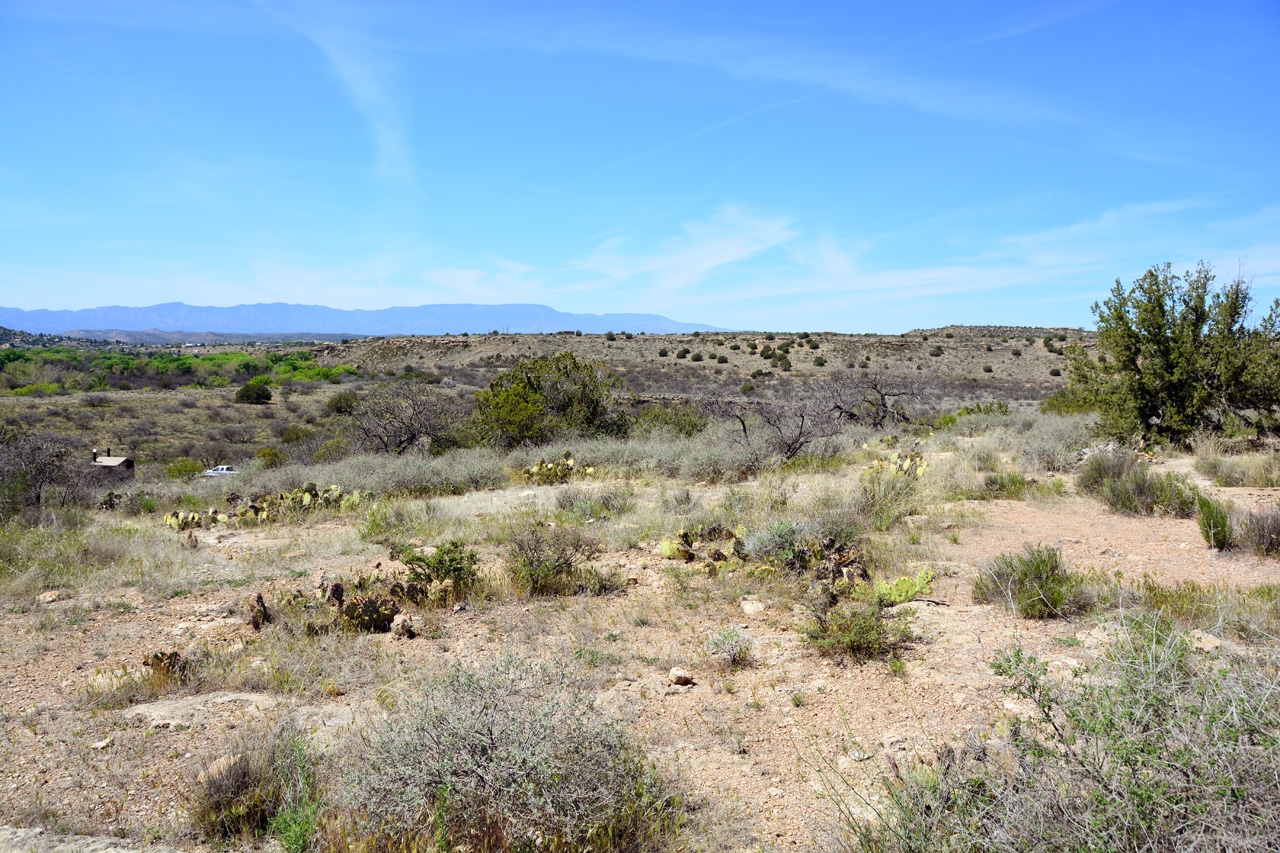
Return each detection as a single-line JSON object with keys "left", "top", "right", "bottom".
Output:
{"left": 0, "top": 303, "right": 723, "bottom": 337}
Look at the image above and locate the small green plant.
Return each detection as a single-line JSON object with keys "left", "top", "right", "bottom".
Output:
{"left": 972, "top": 544, "right": 1092, "bottom": 619}
{"left": 396, "top": 539, "right": 480, "bottom": 594}
{"left": 802, "top": 600, "right": 912, "bottom": 662}
{"left": 1197, "top": 494, "right": 1235, "bottom": 551}
{"left": 982, "top": 364, "right": 993, "bottom": 373}
{"left": 706, "top": 627, "right": 753, "bottom": 668}
{"left": 167, "top": 457, "right": 205, "bottom": 482}
{"left": 790, "top": 692, "right": 806, "bottom": 706}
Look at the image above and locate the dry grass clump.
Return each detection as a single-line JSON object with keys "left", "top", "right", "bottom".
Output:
{"left": 186, "top": 718, "right": 321, "bottom": 849}
{"left": 335, "top": 656, "right": 681, "bottom": 853}
{"left": 1194, "top": 442, "right": 1280, "bottom": 488}
{"left": 1077, "top": 450, "right": 1196, "bottom": 517}
{"left": 816, "top": 612, "right": 1280, "bottom": 852}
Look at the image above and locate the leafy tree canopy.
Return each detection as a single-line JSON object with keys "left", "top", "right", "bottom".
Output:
{"left": 1066, "top": 262, "right": 1280, "bottom": 442}
{"left": 473, "top": 352, "right": 630, "bottom": 447}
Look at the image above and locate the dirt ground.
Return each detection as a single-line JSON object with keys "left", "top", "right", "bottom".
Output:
{"left": 2, "top": 459, "right": 1275, "bottom": 852}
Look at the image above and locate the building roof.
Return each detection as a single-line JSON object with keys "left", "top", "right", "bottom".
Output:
{"left": 93, "top": 457, "right": 132, "bottom": 467}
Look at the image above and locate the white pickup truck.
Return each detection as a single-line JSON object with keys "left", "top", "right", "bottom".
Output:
{"left": 203, "top": 465, "right": 238, "bottom": 477}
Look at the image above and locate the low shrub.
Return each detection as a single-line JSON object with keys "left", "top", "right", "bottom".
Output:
{"left": 972, "top": 544, "right": 1093, "bottom": 619}
{"left": 342, "top": 657, "right": 679, "bottom": 852}
{"left": 1078, "top": 451, "right": 1196, "bottom": 517}
{"left": 504, "top": 523, "right": 604, "bottom": 595}
{"left": 817, "top": 614, "right": 1280, "bottom": 852}
{"left": 1197, "top": 494, "right": 1236, "bottom": 551}
{"left": 706, "top": 627, "right": 753, "bottom": 667}
{"left": 187, "top": 719, "right": 319, "bottom": 844}
{"left": 396, "top": 539, "right": 480, "bottom": 593}
{"left": 801, "top": 600, "right": 912, "bottom": 662}
{"left": 235, "top": 383, "right": 273, "bottom": 405}
{"left": 1239, "top": 506, "right": 1280, "bottom": 558}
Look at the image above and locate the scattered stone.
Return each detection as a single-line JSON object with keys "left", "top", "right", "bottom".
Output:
{"left": 37, "top": 590, "right": 61, "bottom": 604}
{"left": 89, "top": 737, "right": 113, "bottom": 750}
{"left": 902, "top": 515, "right": 929, "bottom": 529}
{"left": 741, "top": 598, "right": 766, "bottom": 617}
{"left": 284, "top": 550, "right": 306, "bottom": 558}
{"left": 452, "top": 602, "right": 469, "bottom": 613}
{"left": 669, "top": 667, "right": 695, "bottom": 686}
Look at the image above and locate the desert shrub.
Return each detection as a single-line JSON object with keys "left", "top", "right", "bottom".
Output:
{"left": 1049, "top": 367, "right": 1062, "bottom": 376}
{"left": 744, "top": 520, "right": 811, "bottom": 569}
{"left": 473, "top": 352, "right": 630, "bottom": 448}
{"left": 802, "top": 600, "right": 912, "bottom": 662}
{"left": 1077, "top": 449, "right": 1197, "bottom": 516}
{"left": 1197, "top": 494, "right": 1236, "bottom": 551}
{"left": 167, "top": 457, "right": 206, "bottom": 482}
{"left": 632, "top": 400, "right": 708, "bottom": 438}
{"left": 972, "top": 544, "right": 1093, "bottom": 619}
{"left": 235, "top": 383, "right": 272, "bottom": 405}
{"left": 343, "top": 658, "right": 678, "bottom": 852}
{"left": 1196, "top": 451, "right": 1280, "bottom": 488}
{"left": 555, "top": 485, "right": 634, "bottom": 520}
{"left": 396, "top": 539, "right": 480, "bottom": 593}
{"left": 280, "top": 424, "right": 316, "bottom": 444}
{"left": 256, "top": 447, "right": 288, "bottom": 470}
{"left": 1239, "top": 506, "right": 1280, "bottom": 558}
{"left": 188, "top": 719, "right": 319, "bottom": 844}
{"left": 1101, "top": 468, "right": 1196, "bottom": 516}
{"left": 705, "top": 627, "right": 753, "bottom": 667}
{"left": 504, "top": 523, "right": 604, "bottom": 595}
{"left": 819, "top": 614, "right": 1280, "bottom": 852}
{"left": 324, "top": 390, "right": 359, "bottom": 415}
{"left": 856, "top": 467, "right": 921, "bottom": 532}
{"left": 982, "top": 470, "right": 1031, "bottom": 500}
{"left": 1018, "top": 414, "right": 1095, "bottom": 472}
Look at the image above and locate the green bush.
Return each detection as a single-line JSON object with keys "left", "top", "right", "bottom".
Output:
{"left": 235, "top": 383, "right": 272, "bottom": 405}
{"left": 325, "top": 390, "right": 358, "bottom": 415}
{"left": 504, "top": 523, "right": 604, "bottom": 595}
{"left": 632, "top": 400, "right": 708, "bottom": 438}
{"left": 801, "top": 600, "right": 912, "bottom": 662}
{"left": 982, "top": 364, "right": 993, "bottom": 373}
{"left": 1065, "top": 261, "right": 1280, "bottom": 442}
{"left": 256, "top": 447, "right": 288, "bottom": 470}
{"left": 1011, "top": 347, "right": 1022, "bottom": 357}
{"left": 706, "top": 627, "right": 753, "bottom": 667}
{"left": 167, "top": 457, "right": 205, "bottom": 482}
{"left": 396, "top": 539, "right": 480, "bottom": 594}
{"left": 1197, "top": 494, "right": 1235, "bottom": 551}
{"left": 972, "top": 544, "right": 1092, "bottom": 619}
{"left": 1049, "top": 367, "right": 1062, "bottom": 377}
{"left": 472, "top": 352, "right": 629, "bottom": 448}
{"left": 1239, "top": 506, "right": 1280, "bottom": 557}
{"left": 280, "top": 424, "right": 316, "bottom": 444}
{"left": 345, "top": 657, "right": 678, "bottom": 853}
{"left": 689, "top": 352, "right": 704, "bottom": 362}
{"left": 657, "top": 347, "right": 668, "bottom": 357}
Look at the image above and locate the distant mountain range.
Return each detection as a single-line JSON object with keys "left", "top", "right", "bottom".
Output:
{"left": 0, "top": 302, "right": 724, "bottom": 339}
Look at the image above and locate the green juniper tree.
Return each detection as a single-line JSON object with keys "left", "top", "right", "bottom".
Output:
{"left": 1066, "top": 262, "right": 1280, "bottom": 442}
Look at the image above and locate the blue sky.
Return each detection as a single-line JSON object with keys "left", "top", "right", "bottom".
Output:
{"left": 1, "top": 0, "right": 1277, "bottom": 332}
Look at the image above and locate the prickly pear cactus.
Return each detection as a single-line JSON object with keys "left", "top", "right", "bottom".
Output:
{"left": 340, "top": 596, "right": 399, "bottom": 632}
{"left": 522, "top": 450, "right": 592, "bottom": 485}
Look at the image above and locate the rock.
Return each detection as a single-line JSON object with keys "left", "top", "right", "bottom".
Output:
{"left": 668, "top": 667, "right": 694, "bottom": 686}
{"left": 123, "top": 691, "right": 276, "bottom": 730}
{"left": 391, "top": 613, "right": 417, "bottom": 639}
{"left": 741, "top": 598, "right": 766, "bottom": 617}
{"left": 902, "top": 515, "right": 929, "bottom": 529}
{"left": 196, "top": 753, "right": 247, "bottom": 790}
{"left": 89, "top": 736, "right": 113, "bottom": 750}
{"left": 37, "top": 590, "right": 61, "bottom": 604}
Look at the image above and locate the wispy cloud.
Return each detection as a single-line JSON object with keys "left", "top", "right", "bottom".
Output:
{"left": 509, "top": 22, "right": 1074, "bottom": 126}
{"left": 970, "top": 0, "right": 1118, "bottom": 44}
{"left": 258, "top": 1, "right": 413, "bottom": 183}
{"left": 570, "top": 204, "right": 797, "bottom": 304}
